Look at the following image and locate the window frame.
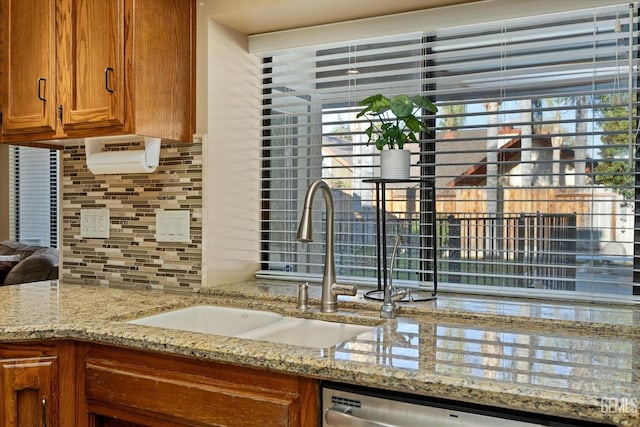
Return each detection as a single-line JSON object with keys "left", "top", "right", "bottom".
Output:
{"left": 9, "top": 146, "right": 59, "bottom": 248}
{"left": 258, "top": 3, "right": 640, "bottom": 303}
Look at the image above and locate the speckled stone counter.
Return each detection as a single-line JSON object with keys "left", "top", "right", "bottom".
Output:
{"left": 1, "top": 280, "right": 639, "bottom": 426}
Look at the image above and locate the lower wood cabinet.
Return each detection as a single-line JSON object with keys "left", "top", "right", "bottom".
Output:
{"left": 0, "top": 341, "right": 318, "bottom": 426}
{"left": 1, "top": 356, "right": 55, "bottom": 427}
{"left": 77, "top": 344, "right": 319, "bottom": 427}
{"left": 0, "top": 342, "right": 75, "bottom": 427}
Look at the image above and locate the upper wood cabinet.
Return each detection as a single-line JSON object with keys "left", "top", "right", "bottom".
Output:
{"left": 0, "top": 0, "right": 57, "bottom": 137}
{"left": 57, "top": 0, "right": 126, "bottom": 133}
{"left": 0, "top": 0, "right": 195, "bottom": 144}
{"left": 127, "top": 0, "right": 195, "bottom": 142}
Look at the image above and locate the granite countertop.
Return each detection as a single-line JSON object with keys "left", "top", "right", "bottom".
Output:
{"left": 0, "top": 280, "right": 638, "bottom": 426}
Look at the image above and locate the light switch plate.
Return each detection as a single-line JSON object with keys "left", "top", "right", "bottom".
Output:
{"left": 156, "top": 209, "right": 190, "bottom": 243}
{"left": 80, "top": 208, "right": 110, "bottom": 239}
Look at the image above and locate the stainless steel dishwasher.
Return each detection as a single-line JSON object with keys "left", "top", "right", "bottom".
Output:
{"left": 321, "top": 383, "right": 610, "bottom": 427}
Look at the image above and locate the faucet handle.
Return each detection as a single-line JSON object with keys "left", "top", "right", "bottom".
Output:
{"left": 331, "top": 283, "right": 357, "bottom": 296}
{"left": 297, "top": 282, "right": 309, "bottom": 310}
{"left": 390, "top": 288, "right": 408, "bottom": 302}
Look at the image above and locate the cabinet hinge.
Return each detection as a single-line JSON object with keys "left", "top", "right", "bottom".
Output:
{"left": 57, "top": 105, "right": 63, "bottom": 123}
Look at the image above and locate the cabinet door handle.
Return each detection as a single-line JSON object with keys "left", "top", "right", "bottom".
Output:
{"left": 37, "top": 78, "right": 46, "bottom": 101}
{"left": 104, "top": 67, "right": 115, "bottom": 93}
{"left": 41, "top": 396, "right": 47, "bottom": 427}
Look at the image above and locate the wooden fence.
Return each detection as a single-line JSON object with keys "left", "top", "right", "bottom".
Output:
{"left": 438, "top": 212, "right": 577, "bottom": 290}
{"left": 436, "top": 187, "right": 591, "bottom": 223}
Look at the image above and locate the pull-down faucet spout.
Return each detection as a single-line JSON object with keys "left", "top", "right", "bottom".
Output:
{"left": 297, "top": 179, "right": 356, "bottom": 312}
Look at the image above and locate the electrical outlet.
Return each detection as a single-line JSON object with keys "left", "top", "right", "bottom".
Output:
{"left": 156, "top": 210, "right": 190, "bottom": 243}
{"left": 80, "top": 208, "right": 110, "bottom": 239}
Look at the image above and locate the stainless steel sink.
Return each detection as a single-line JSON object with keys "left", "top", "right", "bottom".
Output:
{"left": 128, "top": 305, "right": 373, "bottom": 349}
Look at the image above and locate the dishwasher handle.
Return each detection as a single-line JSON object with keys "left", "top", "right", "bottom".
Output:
{"left": 325, "top": 407, "right": 399, "bottom": 427}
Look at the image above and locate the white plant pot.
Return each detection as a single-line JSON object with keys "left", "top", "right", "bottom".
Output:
{"left": 380, "top": 149, "right": 410, "bottom": 180}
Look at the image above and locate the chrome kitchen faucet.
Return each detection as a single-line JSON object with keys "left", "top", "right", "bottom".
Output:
{"left": 297, "top": 179, "right": 357, "bottom": 312}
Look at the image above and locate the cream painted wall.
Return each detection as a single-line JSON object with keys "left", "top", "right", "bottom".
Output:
{"left": 198, "top": 6, "right": 262, "bottom": 286}
{"left": 0, "top": 145, "right": 8, "bottom": 240}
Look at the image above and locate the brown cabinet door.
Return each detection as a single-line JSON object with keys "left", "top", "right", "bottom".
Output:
{"left": 0, "top": 357, "right": 57, "bottom": 427}
{"left": 131, "top": 0, "right": 195, "bottom": 141}
{"left": 57, "top": 0, "right": 125, "bottom": 132}
{"left": 80, "top": 345, "right": 318, "bottom": 427}
{"left": 0, "top": 0, "right": 57, "bottom": 136}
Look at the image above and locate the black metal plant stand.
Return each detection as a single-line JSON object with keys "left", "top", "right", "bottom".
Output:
{"left": 362, "top": 178, "right": 437, "bottom": 302}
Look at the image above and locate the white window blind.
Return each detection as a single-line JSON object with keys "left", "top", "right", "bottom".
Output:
{"left": 260, "top": 33, "right": 436, "bottom": 290}
{"left": 260, "top": 3, "right": 640, "bottom": 301}
{"left": 431, "top": 3, "right": 638, "bottom": 298}
{"left": 9, "top": 146, "right": 59, "bottom": 248}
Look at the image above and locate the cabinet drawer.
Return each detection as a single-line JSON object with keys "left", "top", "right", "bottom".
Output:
{"left": 85, "top": 358, "right": 299, "bottom": 427}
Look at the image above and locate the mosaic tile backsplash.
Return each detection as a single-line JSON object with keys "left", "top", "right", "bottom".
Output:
{"left": 61, "top": 136, "right": 203, "bottom": 291}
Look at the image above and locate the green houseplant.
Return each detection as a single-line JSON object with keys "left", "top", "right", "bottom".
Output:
{"left": 357, "top": 93, "right": 437, "bottom": 179}
{"left": 357, "top": 93, "right": 437, "bottom": 149}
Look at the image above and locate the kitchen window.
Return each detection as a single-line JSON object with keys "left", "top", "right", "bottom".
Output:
{"left": 258, "top": 2, "right": 640, "bottom": 302}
